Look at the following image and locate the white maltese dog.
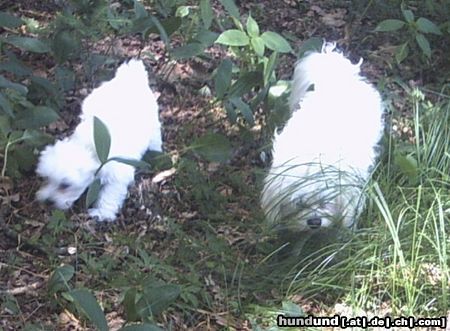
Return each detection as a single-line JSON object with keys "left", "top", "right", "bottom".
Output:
{"left": 36, "top": 59, "right": 162, "bottom": 221}
{"left": 261, "top": 42, "right": 384, "bottom": 231}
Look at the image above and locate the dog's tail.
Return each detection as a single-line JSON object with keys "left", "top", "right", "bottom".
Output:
{"left": 289, "top": 42, "right": 362, "bottom": 111}
{"left": 115, "top": 59, "right": 149, "bottom": 86}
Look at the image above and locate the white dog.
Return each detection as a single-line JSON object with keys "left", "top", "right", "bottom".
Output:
{"left": 36, "top": 59, "right": 162, "bottom": 221}
{"left": 261, "top": 42, "right": 384, "bottom": 231}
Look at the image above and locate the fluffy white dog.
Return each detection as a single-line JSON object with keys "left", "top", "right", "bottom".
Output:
{"left": 36, "top": 59, "right": 162, "bottom": 221}
{"left": 261, "top": 42, "right": 384, "bottom": 231}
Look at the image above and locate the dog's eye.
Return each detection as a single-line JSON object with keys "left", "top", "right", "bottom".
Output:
{"left": 58, "top": 182, "right": 71, "bottom": 190}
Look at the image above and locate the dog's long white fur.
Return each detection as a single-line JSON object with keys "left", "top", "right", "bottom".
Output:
{"left": 36, "top": 59, "right": 162, "bottom": 221}
{"left": 261, "top": 43, "right": 384, "bottom": 231}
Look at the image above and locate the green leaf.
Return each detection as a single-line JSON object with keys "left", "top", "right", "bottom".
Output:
{"left": 4, "top": 36, "right": 50, "bottom": 53}
{"left": 415, "top": 33, "right": 431, "bottom": 58}
{"left": 69, "top": 289, "right": 109, "bottom": 331}
{"left": 93, "top": 116, "right": 111, "bottom": 163}
{"left": 416, "top": 17, "right": 442, "bottom": 35}
{"left": 86, "top": 178, "right": 102, "bottom": 208}
{"left": 48, "top": 265, "right": 74, "bottom": 295}
{"left": 0, "top": 75, "right": 28, "bottom": 94}
{"left": 395, "top": 42, "right": 409, "bottom": 63}
{"left": 0, "top": 57, "right": 32, "bottom": 77}
{"left": 0, "top": 92, "right": 13, "bottom": 117}
{"left": 395, "top": 154, "right": 418, "bottom": 182}
{"left": 191, "top": 132, "right": 232, "bottom": 163}
{"left": 55, "top": 66, "right": 76, "bottom": 92}
{"left": 214, "top": 59, "right": 233, "bottom": 99}
{"left": 134, "top": 0, "right": 148, "bottom": 19}
{"left": 176, "top": 6, "right": 190, "bottom": 18}
{"left": 218, "top": 0, "right": 240, "bottom": 19}
{"left": 402, "top": 9, "right": 414, "bottom": 23}
{"left": 281, "top": 300, "right": 305, "bottom": 317}
{"left": 52, "top": 30, "right": 81, "bottom": 63}
{"left": 0, "top": 12, "right": 24, "bottom": 28}
{"left": 260, "top": 31, "right": 292, "bottom": 53}
{"left": 230, "top": 97, "right": 254, "bottom": 125}
{"left": 109, "top": 157, "right": 150, "bottom": 170}
{"left": 228, "top": 71, "right": 262, "bottom": 98}
{"left": 14, "top": 106, "right": 59, "bottom": 129}
{"left": 119, "top": 324, "right": 164, "bottom": 331}
{"left": 297, "top": 37, "right": 323, "bottom": 57}
{"left": 123, "top": 288, "right": 139, "bottom": 322}
{"left": 250, "top": 36, "right": 265, "bottom": 57}
{"left": 200, "top": 0, "right": 213, "bottom": 29}
{"left": 194, "top": 30, "right": 219, "bottom": 46}
{"left": 136, "top": 283, "right": 181, "bottom": 317}
{"left": 246, "top": 15, "right": 260, "bottom": 37}
{"left": 375, "top": 19, "right": 405, "bottom": 32}
{"left": 264, "top": 51, "right": 278, "bottom": 86}
{"left": 224, "top": 100, "right": 237, "bottom": 123}
{"left": 215, "top": 29, "right": 249, "bottom": 46}
{"left": 171, "top": 42, "right": 206, "bottom": 59}
{"left": 148, "top": 15, "right": 169, "bottom": 47}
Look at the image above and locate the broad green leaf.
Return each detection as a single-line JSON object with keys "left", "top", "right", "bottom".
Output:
{"left": 30, "top": 76, "right": 62, "bottom": 105}
{"left": 176, "top": 6, "right": 190, "bottom": 18}
{"left": 415, "top": 33, "right": 431, "bottom": 58}
{"left": 395, "top": 154, "right": 418, "bottom": 182}
{"left": 218, "top": 0, "right": 240, "bottom": 19}
{"left": 402, "top": 9, "right": 414, "bottom": 23}
{"left": 93, "top": 116, "right": 111, "bottom": 163}
{"left": 416, "top": 17, "right": 442, "bottom": 35}
{"left": 0, "top": 92, "right": 13, "bottom": 117}
{"left": 14, "top": 106, "right": 59, "bottom": 129}
{"left": 53, "top": 30, "right": 81, "bottom": 63}
{"left": 228, "top": 71, "right": 262, "bottom": 98}
{"left": 246, "top": 15, "right": 259, "bottom": 37}
{"left": 224, "top": 101, "right": 237, "bottom": 123}
{"left": 200, "top": 0, "right": 213, "bottom": 29}
{"left": 281, "top": 300, "right": 304, "bottom": 316}
{"left": 109, "top": 157, "right": 150, "bottom": 170}
{"left": 214, "top": 59, "right": 233, "bottom": 99}
{"left": 0, "top": 115, "right": 11, "bottom": 135}
{"left": 260, "top": 31, "right": 292, "bottom": 53}
{"left": 134, "top": 0, "right": 147, "bottom": 19}
{"left": 136, "top": 283, "right": 181, "bottom": 317}
{"left": 119, "top": 324, "right": 163, "bottom": 331}
{"left": 230, "top": 97, "right": 254, "bottom": 125}
{"left": 215, "top": 29, "right": 249, "bottom": 46}
{"left": 48, "top": 265, "right": 74, "bottom": 295}
{"left": 69, "top": 289, "right": 108, "bottom": 331}
{"left": 130, "top": 17, "right": 154, "bottom": 34}
{"left": 141, "top": 17, "right": 181, "bottom": 37}
{"left": 395, "top": 42, "right": 409, "bottom": 63}
{"left": 0, "top": 75, "right": 27, "bottom": 94}
{"left": 250, "top": 36, "right": 265, "bottom": 57}
{"left": 107, "top": 6, "right": 129, "bottom": 31}
{"left": 297, "top": 37, "right": 323, "bottom": 57}
{"left": 194, "top": 30, "right": 218, "bottom": 46}
{"left": 0, "top": 57, "right": 32, "bottom": 77}
{"left": 375, "top": 19, "right": 405, "bottom": 32}
{"left": 4, "top": 36, "right": 50, "bottom": 53}
{"left": 171, "top": 42, "right": 206, "bottom": 59}
{"left": 86, "top": 178, "right": 102, "bottom": 208}
{"left": 0, "top": 12, "right": 24, "bottom": 28}
{"left": 191, "top": 132, "right": 232, "bottom": 163}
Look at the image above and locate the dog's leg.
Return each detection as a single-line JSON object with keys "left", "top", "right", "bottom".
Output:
{"left": 88, "top": 162, "right": 135, "bottom": 221}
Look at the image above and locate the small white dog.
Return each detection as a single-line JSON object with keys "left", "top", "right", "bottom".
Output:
{"left": 36, "top": 59, "right": 162, "bottom": 221}
{"left": 261, "top": 42, "right": 384, "bottom": 231}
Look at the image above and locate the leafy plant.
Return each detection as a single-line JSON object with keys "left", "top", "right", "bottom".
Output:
{"left": 0, "top": 12, "right": 60, "bottom": 178}
{"left": 213, "top": 5, "right": 292, "bottom": 125}
{"left": 48, "top": 265, "right": 171, "bottom": 330}
{"left": 375, "top": 7, "right": 442, "bottom": 63}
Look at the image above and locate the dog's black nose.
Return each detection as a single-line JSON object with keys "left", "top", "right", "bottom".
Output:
{"left": 307, "top": 217, "right": 322, "bottom": 229}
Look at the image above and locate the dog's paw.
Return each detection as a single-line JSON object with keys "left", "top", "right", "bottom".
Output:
{"left": 88, "top": 208, "right": 117, "bottom": 222}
